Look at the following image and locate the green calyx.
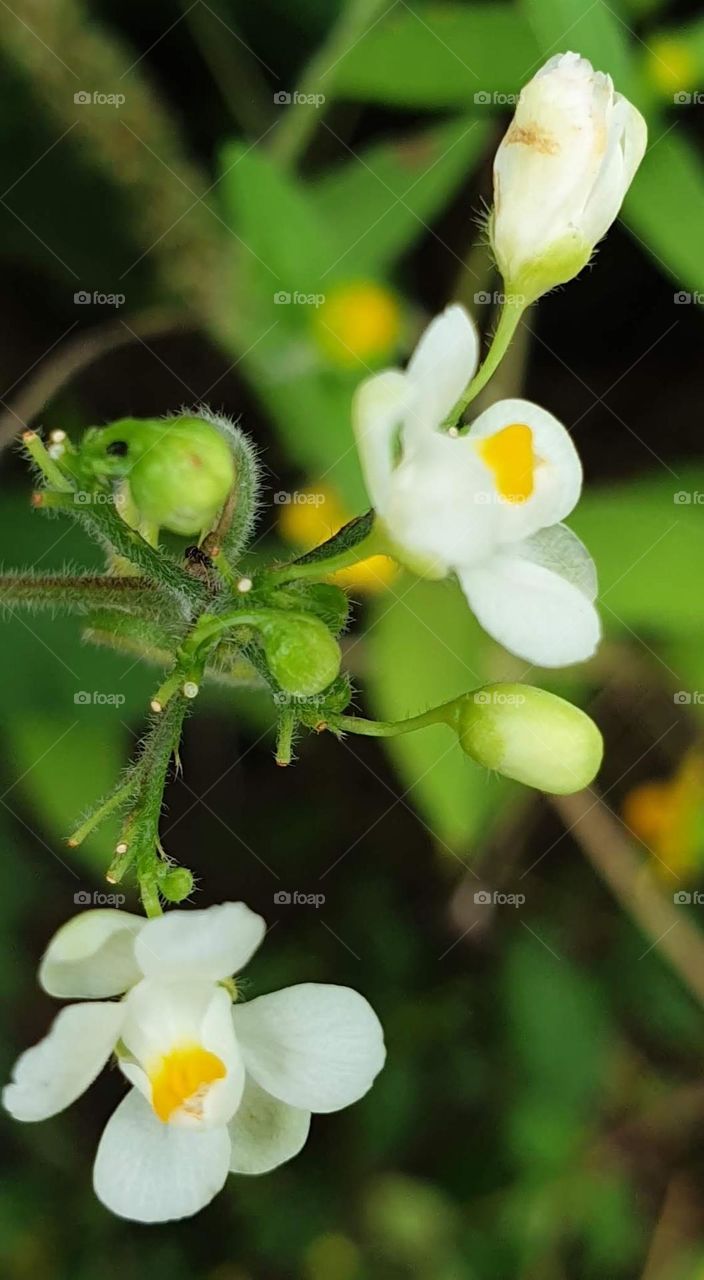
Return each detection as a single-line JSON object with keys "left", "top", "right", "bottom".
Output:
{"left": 502, "top": 234, "right": 593, "bottom": 307}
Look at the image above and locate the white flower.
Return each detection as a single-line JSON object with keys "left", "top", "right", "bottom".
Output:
{"left": 3, "top": 903, "right": 385, "bottom": 1223}
{"left": 352, "top": 304, "right": 600, "bottom": 668}
{"left": 492, "top": 52, "right": 647, "bottom": 300}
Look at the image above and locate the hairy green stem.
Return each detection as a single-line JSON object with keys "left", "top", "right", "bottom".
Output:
{"left": 326, "top": 705, "right": 451, "bottom": 737}
{"left": 0, "top": 573, "right": 174, "bottom": 620}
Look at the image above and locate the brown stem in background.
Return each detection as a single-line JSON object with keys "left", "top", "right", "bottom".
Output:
{"left": 0, "top": 308, "right": 187, "bottom": 447}
{"left": 551, "top": 789, "right": 704, "bottom": 1008}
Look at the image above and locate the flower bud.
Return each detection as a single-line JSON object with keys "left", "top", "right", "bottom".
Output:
{"left": 158, "top": 867, "right": 195, "bottom": 903}
{"left": 258, "top": 614, "right": 342, "bottom": 698}
{"left": 491, "top": 53, "right": 647, "bottom": 302}
{"left": 450, "top": 684, "right": 602, "bottom": 793}
{"left": 80, "top": 416, "right": 235, "bottom": 536}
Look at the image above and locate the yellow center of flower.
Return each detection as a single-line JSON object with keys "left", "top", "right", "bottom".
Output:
{"left": 149, "top": 1044, "right": 226, "bottom": 1123}
{"left": 478, "top": 423, "right": 536, "bottom": 503}
{"left": 314, "top": 282, "right": 402, "bottom": 367}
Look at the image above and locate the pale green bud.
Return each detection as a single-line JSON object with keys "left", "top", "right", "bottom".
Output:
{"left": 158, "top": 866, "right": 195, "bottom": 903}
{"left": 450, "top": 683, "right": 603, "bottom": 794}
{"left": 79, "top": 416, "right": 235, "bottom": 536}
{"left": 258, "top": 614, "right": 341, "bottom": 698}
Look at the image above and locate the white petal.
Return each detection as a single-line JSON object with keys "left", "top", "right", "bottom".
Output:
{"left": 385, "top": 432, "right": 500, "bottom": 575}
{"left": 40, "top": 909, "right": 145, "bottom": 998}
{"left": 120, "top": 980, "right": 244, "bottom": 1128}
{"left": 228, "top": 1075, "right": 310, "bottom": 1175}
{"left": 3, "top": 1002, "right": 124, "bottom": 1122}
{"left": 93, "top": 1088, "right": 231, "bottom": 1222}
{"left": 467, "top": 398, "right": 583, "bottom": 544}
{"left": 352, "top": 369, "right": 410, "bottom": 513}
{"left": 516, "top": 524, "right": 597, "bottom": 600}
{"left": 459, "top": 539, "right": 601, "bottom": 667}
{"left": 233, "top": 984, "right": 385, "bottom": 1114}
{"left": 405, "top": 304, "right": 479, "bottom": 439}
{"left": 135, "top": 902, "right": 265, "bottom": 982}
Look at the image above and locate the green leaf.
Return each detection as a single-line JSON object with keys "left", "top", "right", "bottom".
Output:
{"left": 570, "top": 467, "right": 704, "bottom": 636}
{"left": 334, "top": 4, "right": 540, "bottom": 107}
{"left": 311, "top": 116, "right": 492, "bottom": 276}
{"left": 622, "top": 130, "right": 704, "bottom": 296}
{"left": 521, "top": 0, "right": 636, "bottom": 95}
{"left": 365, "top": 575, "right": 512, "bottom": 854}
{"left": 219, "top": 141, "right": 335, "bottom": 291}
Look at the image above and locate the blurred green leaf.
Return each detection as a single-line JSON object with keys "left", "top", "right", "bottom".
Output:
{"left": 311, "top": 116, "right": 491, "bottom": 276}
{"left": 365, "top": 575, "right": 513, "bottom": 853}
{"left": 333, "top": 4, "right": 539, "bottom": 107}
{"left": 622, "top": 131, "right": 704, "bottom": 297}
{"left": 571, "top": 467, "right": 704, "bottom": 636}
{"left": 521, "top": 0, "right": 635, "bottom": 93}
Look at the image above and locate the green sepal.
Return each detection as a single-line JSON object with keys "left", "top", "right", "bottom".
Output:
{"left": 291, "top": 509, "right": 374, "bottom": 567}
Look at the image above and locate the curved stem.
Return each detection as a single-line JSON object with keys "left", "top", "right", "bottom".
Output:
{"left": 327, "top": 705, "right": 451, "bottom": 737}
{"left": 442, "top": 297, "right": 526, "bottom": 428}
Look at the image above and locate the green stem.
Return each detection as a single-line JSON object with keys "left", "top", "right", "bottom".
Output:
{"left": 327, "top": 705, "right": 451, "bottom": 737}
{"left": 442, "top": 298, "right": 526, "bottom": 428}
{"left": 22, "top": 432, "right": 74, "bottom": 492}
{"left": 68, "top": 778, "right": 138, "bottom": 848}
{"left": 108, "top": 699, "right": 189, "bottom": 909}
{"left": 269, "top": 0, "right": 391, "bottom": 168}
{"left": 0, "top": 573, "right": 173, "bottom": 620}
{"left": 265, "top": 526, "right": 388, "bottom": 588}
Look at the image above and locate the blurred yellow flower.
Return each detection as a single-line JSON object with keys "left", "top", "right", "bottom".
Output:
{"left": 623, "top": 750, "right": 704, "bottom": 879}
{"left": 646, "top": 36, "right": 697, "bottom": 96}
{"left": 304, "top": 1232, "right": 360, "bottom": 1280}
{"left": 278, "top": 484, "right": 397, "bottom": 594}
{"left": 313, "top": 281, "right": 402, "bottom": 367}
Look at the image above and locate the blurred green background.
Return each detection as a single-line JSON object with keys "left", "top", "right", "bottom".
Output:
{"left": 2, "top": 0, "right": 704, "bottom": 1276}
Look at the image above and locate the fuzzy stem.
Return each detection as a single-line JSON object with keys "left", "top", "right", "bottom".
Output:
{"left": 0, "top": 573, "right": 174, "bottom": 620}
{"left": 108, "top": 699, "right": 189, "bottom": 907}
{"left": 21, "top": 431, "right": 74, "bottom": 491}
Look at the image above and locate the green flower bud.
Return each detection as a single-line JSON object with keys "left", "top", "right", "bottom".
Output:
{"left": 450, "top": 683, "right": 602, "bottom": 794}
{"left": 158, "top": 866, "right": 195, "bottom": 902}
{"left": 258, "top": 614, "right": 341, "bottom": 698}
{"left": 79, "top": 416, "right": 235, "bottom": 536}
